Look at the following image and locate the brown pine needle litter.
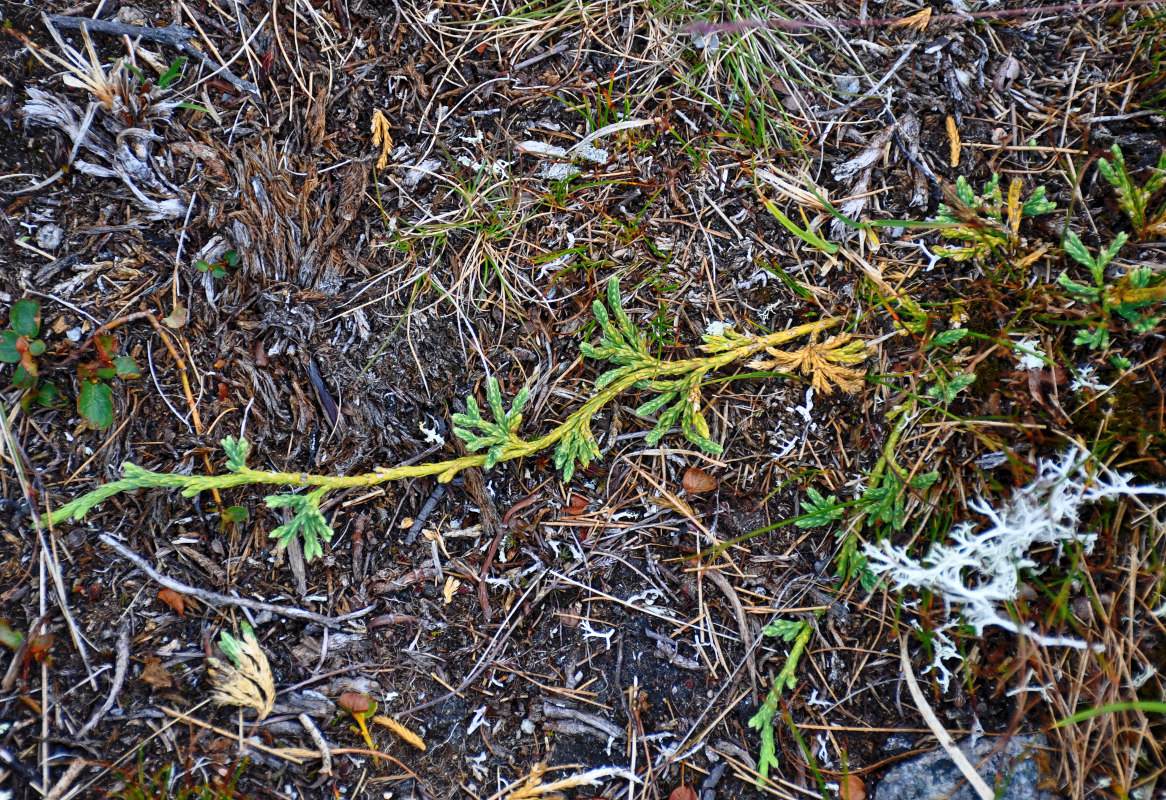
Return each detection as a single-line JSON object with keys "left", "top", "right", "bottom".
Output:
{"left": 6, "top": 0, "right": 1166, "bottom": 796}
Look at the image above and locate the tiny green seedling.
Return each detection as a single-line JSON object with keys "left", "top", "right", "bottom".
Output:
{"left": 195, "top": 249, "right": 240, "bottom": 280}
{"left": 796, "top": 487, "right": 845, "bottom": 528}
{"left": 1, "top": 299, "right": 62, "bottom": 412}
{"left": 157, "top": 56, "right": 188, "bottom": 90}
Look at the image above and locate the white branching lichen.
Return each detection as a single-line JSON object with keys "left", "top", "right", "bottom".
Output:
{"left": 864, "top": 448, "right": 1166, "bottom": 690}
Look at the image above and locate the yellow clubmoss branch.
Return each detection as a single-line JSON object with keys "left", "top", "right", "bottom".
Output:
{"left": 48, "top": 278, "right": 863, "bottom": 559}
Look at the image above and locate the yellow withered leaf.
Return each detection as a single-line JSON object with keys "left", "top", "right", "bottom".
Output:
{"left": 443, "top": 576, "right": 461, "bottom": 604}
{"left": 891, "top": 7, "right": 931, "bottom": 32}
{"left": 945, "top": 115, "right": 961, "bottom": 167}
{"left": 749, "top": 334, "right": 869, "bottom": 396}
{"left": 371, "top": 109, "right": 393, "bottom": 171}
{"left": 207, "top": 623, "right": 275, "bottom": 721}
{"left": 1006, "top": 178, "right": 1023, "bottom": 235}
{"left": 372, "top": 715, "right": 427, "bottom": 751}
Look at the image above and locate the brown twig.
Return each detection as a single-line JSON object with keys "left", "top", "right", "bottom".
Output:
{"left": 76, "top": 622, "right": 130, "bottom": 738}
{"left": 44, "top": 14, "right": 260, "bottom": 98}
{"left": 99, "top": 533, "right": 375, "bottom": 628}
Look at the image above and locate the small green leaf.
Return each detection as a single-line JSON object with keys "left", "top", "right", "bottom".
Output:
{"left": 158, "top": 55, "right": 188, "bottom": 89}
{"left": 1058, "top": 273, "right": 1100, "bottom": 298}
{"left": 645, "top": 402, "right": 683, "bottom": 446}
{"left": 1095, "top": 231, "right": 1128, "bottom": 271}
{"left": 114, "top": 355, "right": 141, "bottom": 379}
{"left": 223, "top": 250, "right": 241, "bottom": 266}
{"left": 927, "top": 373, "right": 975, "bottom": 404}
{"left": 595, "top": 366, "right": 630, "bottom": 389}
{"left": 0, "top": 330, "right": 20, "bottom": 363}
{"left": 94, "top": 333, "right": 118, "bottom": 360}
{"left": 684, "top": 430, "right": 724, "bottom": 455}
{"left": 483, "top": 445, "right": 504, "bottom": 470}
{"left": 217, "top": 622, "right": 254, "bottom": 667}
{"left": 31, "top": 382, "right": 63, "bottom": 408}
{"left": 909, "top": 470, "right": 940, "bottom": 490}
{"left": 579, "top": 341, "right": 604, "bottom": 359}
{"left": 955, "top": 175, "right": 975, "bottom": 206}
{"left": 591, "top": 297, "right": 610, "bottom": 328}
{"left": 508, "top": 386, "right": 530, "bottom": 421}
{"left": 635, "top": 391, "right": 676, "bottom": 417}
{"left": 1098, "top": 155, "right": 1118, "bottom": 188}
{"left": 222, "top": 506, "right": 248, "bottom": 523}
{"left": 486, "top": 378, "right": 507, "bottom": 421}
{"left": 195, "top": 260, "right": 211, "bottom": 273}
{"left": 163, "top": 303, "right": 188, "bottom": 329}
{"left": 9, "top": 299, "right": 40, "bottom": 338}
{"left": 1021, "top": 185, "right": 1056, "bottom": 216}
{"left": 765, "top": 203, "right": 839, "bottom": 254}
{"left": 762, "top": 619, "right": 808, "bottom": 642}
{"left": 1073, "top": 326, "right": 1109, "bottom": 350}
{"left": 12, "top": 364, "right": 37, "bottom": 390}
{"left": 79, "top": 381, "right": 115, "bottom": 429}
{"left": 1130, "top": 267, "right": 1154, "bottom": 290}
{"left": 27, "top": 338, "right": 45, "bottom": 356}
{"left": 266, "top": 489, "right": 333, "bottom": 560}
{"left": 0, "top": 620, "right": 23, "bottom": 650}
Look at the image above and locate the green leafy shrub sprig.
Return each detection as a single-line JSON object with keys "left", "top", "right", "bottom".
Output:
{"left": 75, "top": 332, "right": 142, "bottom": 429}
{"left": 1, "top": 299, "right": 62, "bottom": 412}
{"left": 49, "top": 278, "right": 864, "bottom": 560}
{"left": 1058, "top": 231, "right": 1165, "bottom": 349}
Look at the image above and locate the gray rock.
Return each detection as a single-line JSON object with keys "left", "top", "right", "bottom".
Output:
{"left": 875, "top": 734, "right": 1056, "bottom": 800}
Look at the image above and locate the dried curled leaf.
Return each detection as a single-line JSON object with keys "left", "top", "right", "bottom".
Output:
{"left": 749, "top": 334, "right": 869, "bottom": 395}
{"left": 371, "top": 109, "right": 393, "bottom": 171}
{"left": 208, "top": 623, "right": 275, "bottom": 721}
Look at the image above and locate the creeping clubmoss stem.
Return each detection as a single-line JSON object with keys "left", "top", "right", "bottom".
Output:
{"left": 48, "top": 313, "right": 842, "bottom": 533}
